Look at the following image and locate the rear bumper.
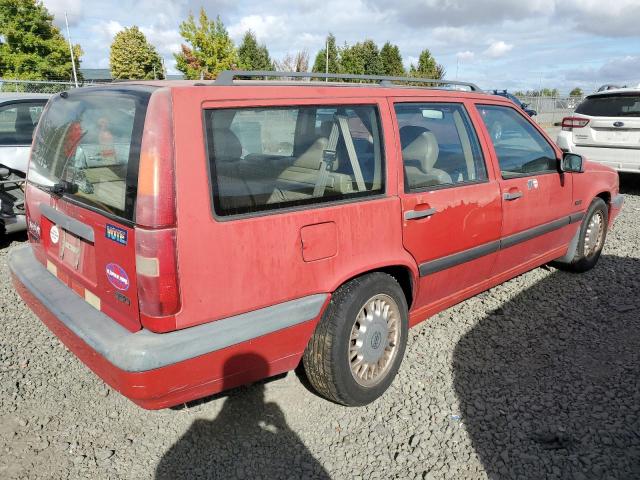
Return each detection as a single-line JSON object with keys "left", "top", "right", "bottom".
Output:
{"left": 9, "top": 244, "right": 328, "bottom": 409}
{"left": 558, "top": 135, "right": 640, "bottom": 173}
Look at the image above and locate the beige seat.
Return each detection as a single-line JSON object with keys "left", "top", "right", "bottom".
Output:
{"left": 400, "top": 126, "right": 451, "bottom": 188}
{"left": 269, "top": 137, "right": 354, "bottom": 203}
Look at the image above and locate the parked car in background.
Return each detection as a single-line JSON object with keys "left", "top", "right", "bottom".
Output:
{"left": 597, "top": 84, "right": 625, "bottom": 92}
{"left": 492, "top": 90, "right": 537, "bottom": 117}
{"left": 557, "top": 87, "right": 640, "bottom": 173}
{"left": 0, "top": 92, "right": 51, "bottom": 236}
{"left": 9, "top": 72, "right": 622, "bottom": 410}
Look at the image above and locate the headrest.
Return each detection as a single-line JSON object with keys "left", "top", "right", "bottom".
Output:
{"left": 293, "top": 137, "right": 329, "bottom": 169}
{"left": 213, "top": 129, "right": 242, "bottom": 162}
{"left": 400, "top": 126, "right": 439, "bottom": 172}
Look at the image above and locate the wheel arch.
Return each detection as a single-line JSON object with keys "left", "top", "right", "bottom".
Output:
{"left": 329, "top": 262, "right": 419, "bottom": 311}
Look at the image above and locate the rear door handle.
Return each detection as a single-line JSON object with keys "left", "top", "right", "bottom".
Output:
{"left": 404, "top": 208, "right": 437, "bottom": 220}
{"left": 503, "top": 191, "right": 523, "bottom": 201}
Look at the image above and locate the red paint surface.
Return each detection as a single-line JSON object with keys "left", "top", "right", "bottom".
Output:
{"left": 18, "top": 83, "right": 622, "bottom": 408}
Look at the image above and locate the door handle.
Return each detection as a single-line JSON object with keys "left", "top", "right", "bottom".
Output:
{"left": 404, "top": 208, "right": 437, "bottom": 220}
{"left": 503, "top": 191, "right": 523, "bottom": 201}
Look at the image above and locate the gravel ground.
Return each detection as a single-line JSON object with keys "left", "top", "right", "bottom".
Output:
{"left": 1, "top": 175, "right": 639, "bottom": 480}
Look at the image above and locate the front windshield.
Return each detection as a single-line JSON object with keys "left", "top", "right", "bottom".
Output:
{"left": 29, "top": 89, "right": 149, "bottom": 220}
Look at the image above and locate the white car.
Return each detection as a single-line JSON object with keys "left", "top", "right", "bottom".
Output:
{"left": 557, "top": 87, "right": 640, "bottom": 173}
{"left": 0, "top": 92, "right": 51, "bottom": 236}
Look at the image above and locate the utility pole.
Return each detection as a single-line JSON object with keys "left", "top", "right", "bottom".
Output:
{"left": 64, "top": 12, "right": 79, "bottom": 88}
{"left": 325, "top": 38, "right": 329, "bottom": 82}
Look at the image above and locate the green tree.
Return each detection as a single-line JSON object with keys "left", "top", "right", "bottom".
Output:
{"left": 174, "top": 8, "right": 237, "bottom": 80}
{"left": 0, "top": 0, "right": 83, "bottom": 80}
{"left": 238, "top": 30, "right": 273, "bottom": 71}
{"left": 380, "top": 42, "right": 405, "bottom": 76}
{"left": 312, "top": 33, "right": 340, "bottom": 76}
{"left": 110, "top": 26, "right": 164, "bottom": 80}
{"left": 570, "top": 87, "right": 583, "bottom": 97}
{"left": 339, "top": 40, "right": 384, "bottom": 79}
{"left": 410, "top": 49, "right": 445, "bottom": 79}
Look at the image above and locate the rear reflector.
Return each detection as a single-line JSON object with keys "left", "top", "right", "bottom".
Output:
{"left": 562, "top": 117, "right": 589, "bottom": 131}
{"left": 136, "top": 88, "right": 176, "bottom": 228}
{"left": 136, "top": 227, "right": 181, "bottom": 331}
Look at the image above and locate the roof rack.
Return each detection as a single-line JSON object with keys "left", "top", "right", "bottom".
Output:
{"left": 214, "top": 70, "right": 480, "bottom": 92}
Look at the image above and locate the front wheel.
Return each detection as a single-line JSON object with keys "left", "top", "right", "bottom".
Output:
{"left": 557, "top": 197, "right": 608, "bottom": 273}
{"left": 302, "top": 273, "right": 409, "bottom": 406}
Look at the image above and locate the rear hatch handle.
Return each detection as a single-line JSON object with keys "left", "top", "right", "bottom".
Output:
{"left": 39, "top": 204, "right": 95, "bottom": 243}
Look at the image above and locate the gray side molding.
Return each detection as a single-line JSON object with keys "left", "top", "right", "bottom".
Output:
{"left": 39, "top": 204, "right": 95, "bottom": 243}
{"left": 9, "top": 245, "right": 328, "bottom": 372}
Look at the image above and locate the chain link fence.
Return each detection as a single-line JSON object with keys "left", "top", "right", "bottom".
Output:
{"left": 0, "top": 78, "right": 110, "bottom": 94}
{"left": 514, "top": 95, "right": 585, "bottom": 126}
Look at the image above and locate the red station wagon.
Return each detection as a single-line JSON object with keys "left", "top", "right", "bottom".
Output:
{"left": 9, "top": 71, "right": 623, "bottom": 409}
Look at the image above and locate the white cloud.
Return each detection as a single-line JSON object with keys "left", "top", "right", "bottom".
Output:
{"left": 456, "top": 51, "right": 475, "bottom": 62}
{"left": 483, "top": 41, "right": 513, "bottom": 58}
{"left": 228, "top": 15, "right": 287, "bottom": 43}
{"left": 41, "top": 0, "right": 84, "bottom": 26}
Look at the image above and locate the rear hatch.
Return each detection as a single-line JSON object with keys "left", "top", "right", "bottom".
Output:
{"left": 573, "top": 92, "right": 640, "bottom": 149}
{"left": 26, "top": 87, "right": 152, "bottom": 332}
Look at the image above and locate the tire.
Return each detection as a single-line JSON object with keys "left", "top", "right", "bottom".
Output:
{"left": 302, "top": 272, "right": 409, "bottom": 406}
{"left": 557, "top": 197, "right": 608, "bottom": 273}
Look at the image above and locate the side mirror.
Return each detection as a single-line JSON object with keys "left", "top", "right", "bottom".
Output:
{"left": 560, "top": 152, "right": 584, "bottom": 173}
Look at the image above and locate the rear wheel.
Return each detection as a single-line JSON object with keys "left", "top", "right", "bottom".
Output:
{"left": 302, "top": 273, "right": 408, "bottom": 406}
{"left": 557, "top": 197, "right": 608, "bottom": 273}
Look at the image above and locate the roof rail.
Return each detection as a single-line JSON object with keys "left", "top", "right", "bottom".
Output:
{"left": 214, "top": 70, "right": 480, "bottom": 92}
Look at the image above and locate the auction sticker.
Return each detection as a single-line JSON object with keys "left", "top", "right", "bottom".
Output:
{"left": 50, "top": 225, "right": 59, "bottom": 244}
{"left": 105, "top": 263, "right": 129, "bottom": 291}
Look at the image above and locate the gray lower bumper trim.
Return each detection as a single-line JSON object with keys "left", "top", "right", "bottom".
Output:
{"left": 8, "top": 245, "right": 328, "bottom": 373}
{"left": 612, "top": 194, "right": 624, "bottom": 209}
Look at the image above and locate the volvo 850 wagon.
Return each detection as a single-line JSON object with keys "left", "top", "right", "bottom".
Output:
{"left": 10, "top": 72, "right": 622, "bottom": 409}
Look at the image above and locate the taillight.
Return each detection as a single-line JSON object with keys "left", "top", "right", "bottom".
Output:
{"left": 136, "top": 228, "right": 181, "bottom": 332}
{"left": 136, "top": 88, "right": 176, "bottom": 228}
{"left": 562, "top": 117, "right": 589, "bottom": 131}
{"left": 135, "top": 88, "right": 180, "bottom": 332}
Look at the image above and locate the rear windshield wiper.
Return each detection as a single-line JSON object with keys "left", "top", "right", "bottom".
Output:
{"left": 41, "top": 180, "right": 79, "bottom": 197}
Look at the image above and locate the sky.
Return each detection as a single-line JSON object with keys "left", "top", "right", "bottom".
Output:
{"left": 42, "top": 0, "right": 640, "bottom": 93}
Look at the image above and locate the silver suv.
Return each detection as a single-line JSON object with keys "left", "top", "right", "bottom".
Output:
{"left": 557, "top": 87, "right": 640, "bottom": 173}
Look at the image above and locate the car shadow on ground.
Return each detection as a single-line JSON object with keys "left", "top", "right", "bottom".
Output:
{"left": 155, "top": 353, "right": 329, "bottom": 480}
{"left": 453, "top": 255, "right": 640, "bottom": 479}
{"left": 0, "top": 231, "right": 27, "bottom": 250}
{"left": 619, "top": 173, "right": 640, "bottom": 196}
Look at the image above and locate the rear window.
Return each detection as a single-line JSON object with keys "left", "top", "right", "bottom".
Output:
{"left": 0, "top": 100, "right": 47, "bottom": 146}
{"left": 28, "top": 89, "right": 150, "bottom": 221}
{"left": 205, "top": 105, "right": 384, "bottom": 217}
{"left": 576, "top": 94, "right": 640, "bottom": 117}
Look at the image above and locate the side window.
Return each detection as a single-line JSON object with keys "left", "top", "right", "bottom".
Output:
{"left": 0, "top": 101, "right": 47, "bottom": 146}
{"left": 477, "top": 105, "right": 557, "bottom": 178}
{"left": 394, "top": 103, "right": 487, "bottom": 191}
{"left": 206, "top": 105, "right": 384, "bottom": 217}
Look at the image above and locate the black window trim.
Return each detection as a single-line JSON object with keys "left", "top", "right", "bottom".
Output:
{"left": 476, "top": 103, "right": 560, "bottom": 180}
{"left": 0, "top": 98, "right": 49, "bottom": 147}
{"left": 393, "top": 101, "right": 490, "bottom": 194}
{"left": 202, "top": 102, "right": 388, "bottom": 222}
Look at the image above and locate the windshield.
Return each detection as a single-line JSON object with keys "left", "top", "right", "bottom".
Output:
{"left": 576, "top": 94, "right": 640, "bottom": 117}
{"left": 28, "top": 88, "right": 150, "bottom": 221}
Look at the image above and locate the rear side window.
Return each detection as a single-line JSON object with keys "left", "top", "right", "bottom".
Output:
{"left": 576, "top": 94, "right": 640, "bottom": 117}
{"left": 29, "top": 89, "right": 150, "bottom": 221}
{"left": 477, "top": 105, "right": 556, "bottom": 178}
{"left": 0, "top": 101, "right": 47, "bottom": 146}
{"left": 205, "top": 105, "right": 384, "bottom": 217}
{"left": 394, "top": 103, "right": 487, "bottom": 190}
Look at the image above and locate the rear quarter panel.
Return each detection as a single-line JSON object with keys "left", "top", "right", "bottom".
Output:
{"left": 170, "top": 87, "right": 419, "bottom": 330}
